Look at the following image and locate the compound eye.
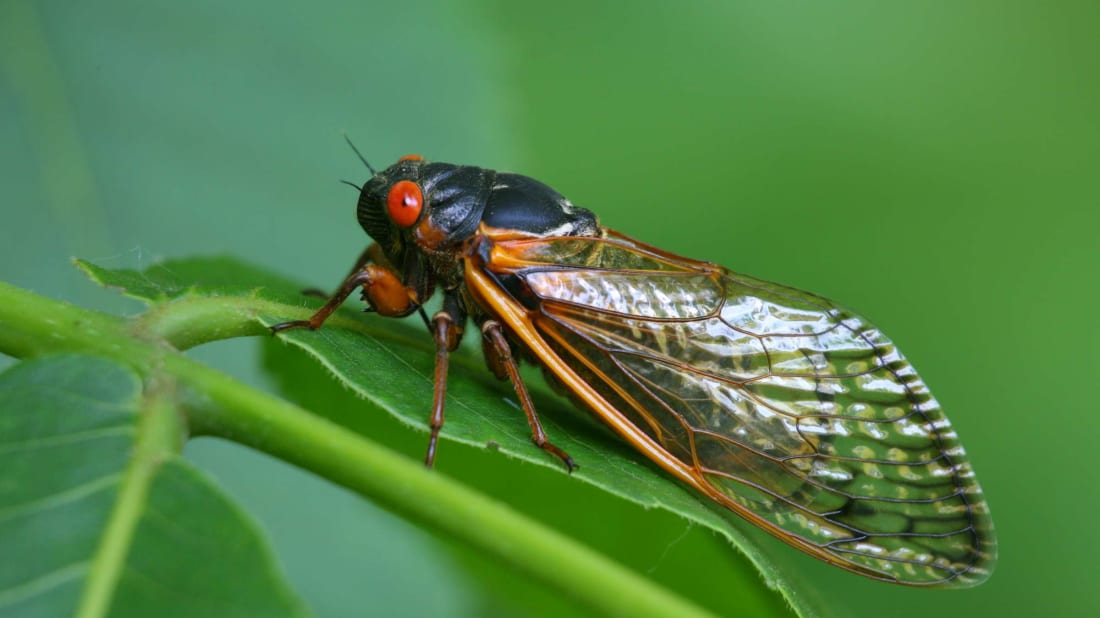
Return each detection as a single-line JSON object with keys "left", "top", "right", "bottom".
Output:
{"left": 398, "top": 154, "right": 423, "bottom": 162}
{"left": 386, "top": 180, "right": 423, "bottom": 228}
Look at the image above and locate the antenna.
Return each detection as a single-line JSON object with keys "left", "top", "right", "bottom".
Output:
{"left": 343, "top": 133, "right": 377, "bottom": 175}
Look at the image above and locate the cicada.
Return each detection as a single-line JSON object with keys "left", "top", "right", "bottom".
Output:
{"left": 272, "top": 153, "right": 996, "bottom": 587}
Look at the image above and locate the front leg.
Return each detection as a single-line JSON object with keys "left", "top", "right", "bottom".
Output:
{"left": 270, "top": 258, "right": 417, "bottom": 334}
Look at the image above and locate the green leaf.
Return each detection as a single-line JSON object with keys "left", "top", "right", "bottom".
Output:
{"left": 75, "top": 256, "right": 308, "bottom": 305}
{"left": 0, "top": 355, "right": 310, "bottom": 618}
{"left": 78, "top": 256, "right": 825, "bottom": 618}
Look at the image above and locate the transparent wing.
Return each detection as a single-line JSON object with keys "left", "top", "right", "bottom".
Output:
{"left": 484, "top": 231, "right": 996, "bottom": 587}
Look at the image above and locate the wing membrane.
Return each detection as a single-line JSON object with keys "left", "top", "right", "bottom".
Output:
{"left": 483, "top": 231, "right": 996, "bottom": 587}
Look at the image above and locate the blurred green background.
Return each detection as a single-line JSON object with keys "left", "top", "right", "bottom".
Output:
{"left": 3, "top": 1, "right": 1098, "bottom": 616}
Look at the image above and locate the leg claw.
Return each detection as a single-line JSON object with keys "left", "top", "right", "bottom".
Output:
{"left": 269, "top": 320, "right": 315, "bottom": 335}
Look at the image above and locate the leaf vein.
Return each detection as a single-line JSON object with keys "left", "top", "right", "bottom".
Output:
{"left": 0, "top": 473, "right": 121, "bottom": 522}
{"left": 0, "top": 561, "right": 87, "bottom": 608}
{"left": 0, "top": 427, "right": 133, "bottom": 454}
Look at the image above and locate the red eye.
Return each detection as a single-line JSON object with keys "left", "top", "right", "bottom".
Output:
{"left": 399, "top": 154, "right": 423, "bottom": 162}
{"left": 386, "top": 180, "right": 423, "bottom": 227}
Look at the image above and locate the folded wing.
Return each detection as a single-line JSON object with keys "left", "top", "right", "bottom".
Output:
{"left": 484, "top": 231, "right": 996, "bottom": 587}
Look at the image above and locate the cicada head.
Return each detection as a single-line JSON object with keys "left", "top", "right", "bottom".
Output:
{"left": 357, "top": 156, "right": 495, "bottom": 260}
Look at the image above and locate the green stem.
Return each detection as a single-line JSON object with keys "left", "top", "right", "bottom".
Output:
{"left": 0, "top": 281, "right": 141, "bottom": 360}
{"left": 133, "top": 296, "right": 273, "bottom": 349}
{"left": 0, "top": 280, "right": 716, "bottom": 618}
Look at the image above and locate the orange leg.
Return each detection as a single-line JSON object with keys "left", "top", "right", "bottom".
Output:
{"left": 270, "top": 260, "right": 415, "bottom": 334}
{"left": 482, "top": 320, "right": 577, "bottom": 473}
